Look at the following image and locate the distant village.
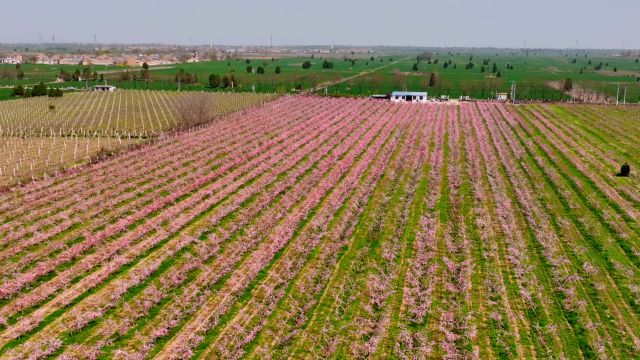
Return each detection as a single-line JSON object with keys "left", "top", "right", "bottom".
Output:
{"left": 0, "top": 52, "right": 201, "bottom": 66}
{"left": 0, "top": 43, "right": 396, "bottom": 67}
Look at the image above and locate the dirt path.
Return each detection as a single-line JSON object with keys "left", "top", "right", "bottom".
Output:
{"left": 96, "top": 66, "right": 174, "bottom": 75}
{"left": 302, "top": 57, "right": 410, "bottom": 95}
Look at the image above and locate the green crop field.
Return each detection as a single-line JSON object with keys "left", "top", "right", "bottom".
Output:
{"left": 0, "top": 89, "right": 12, "bottom": 102}
{"left": 2, "top": 51, "right": 637, "bottom": 102}
{"left": 325, "top": 53, "right": 640, "bottom": 100}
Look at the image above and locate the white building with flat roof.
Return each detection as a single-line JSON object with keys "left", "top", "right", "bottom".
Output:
{"left": 93, "top": 85, "right": 117, "bottom": 92}
{"left": 390, "top": 91, "right": 428, "bottom": 103}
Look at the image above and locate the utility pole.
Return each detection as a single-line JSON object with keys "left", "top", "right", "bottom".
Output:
{"left": 616, "top": 83, "right": 620, "bottom": 105}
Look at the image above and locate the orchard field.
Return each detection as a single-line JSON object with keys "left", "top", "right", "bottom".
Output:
{"left": 0, "top": 97, "right": 638, "bottom": 359}
{"left": 0, "top": 90, "right": 275, "bottom": 187}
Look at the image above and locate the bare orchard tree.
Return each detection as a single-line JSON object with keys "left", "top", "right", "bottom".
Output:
{"left": 174, "top": 92, "right": 215, "bottom": 130}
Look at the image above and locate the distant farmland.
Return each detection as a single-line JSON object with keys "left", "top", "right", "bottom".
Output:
{"left": 0, "top": 97, "right": 638, "bottom": 359}
{"left": 2, "top": 52, "right": 638, "bottom": 100}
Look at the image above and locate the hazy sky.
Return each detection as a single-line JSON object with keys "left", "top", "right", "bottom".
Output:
{"left": 2, "top": 0, "right": 638, "bottom": 49}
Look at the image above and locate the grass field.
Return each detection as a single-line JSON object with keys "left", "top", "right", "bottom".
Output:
{"left": 325, "top": 53, "right": 640, "bottom": 100}
{"left": 0, "top": 89, "right": 13, "bottom": 102}
{"left": 0, "top": 90, "right": 275, "bottom": 187}
{"left": 2, "top": 52, "right": 638, "bottom": 101}
{"left": 0, "top": 96, "right": 638, "bottom": 359}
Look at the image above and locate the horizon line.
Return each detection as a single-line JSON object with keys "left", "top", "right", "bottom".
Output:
{"left": 1, "top": 42, "right": 638, "bottom": 52}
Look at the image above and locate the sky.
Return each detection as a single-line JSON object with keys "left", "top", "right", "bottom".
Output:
{"left": 1, "top": 0, "right": 638, "bottom": 49}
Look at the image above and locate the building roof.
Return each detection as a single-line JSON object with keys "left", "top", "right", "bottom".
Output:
{"left": 391, "top": 91, "right": 427, "bottom": 96}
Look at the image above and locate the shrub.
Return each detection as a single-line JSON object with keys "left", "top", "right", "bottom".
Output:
{"left": 429, "top": 73, "right": 437, "bottom": 87}
{"left": 563, "top": 78, "right": 573, "bottom": 91}
{"left": 208, "top": 74, "right": 221, "bottom": 88}
{"left": 31, "top": 81, "right": 48, "bottom": 97}
{"left": 275, "top": 65, "right": 281, "bottom": 74}
{"left": 47, "top": 88, "right": 63, "bottom": 97}
{"left": 617, "top": 163, "right": 630, "bottom": 177}
{"left": 302, "top": 61, "right": 311, "bottom": 69}
{"left": 11, "top": 85, "right": 25, "bottom": 97}
{"left": 256, "top": 66, "right": 265, "bottom": 74}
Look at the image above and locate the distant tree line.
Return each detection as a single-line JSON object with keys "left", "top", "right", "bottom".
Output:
{"left": 207, "top": 73, "right": 237, "bottom": 88}
{"left": 175, "top": 68, "right": 198, "bottom": 84}
{"left": 11, "top": 81, "right": 63, "bottom": 98}
{"left": 416, "top": 52, "right": 434, "bottom": 62}
{"left": 58, "top": 66, "right": 98, "bottom": 82}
